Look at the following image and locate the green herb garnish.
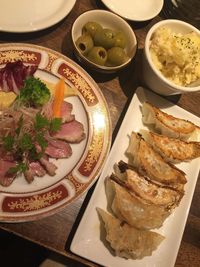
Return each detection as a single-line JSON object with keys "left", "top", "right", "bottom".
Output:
{"left": 16, "top": 77, "right": 50, "bottom": 107}
{"left": 18, "top": 133, "right": 33, "bottom": 151}
{"left": 2, "top": 134, "right": 14, "bottom": 151}
{"left": 34, "top": 113, "right": 49, "bottom": 130}
{"left": 8, "top": 162, "right": 28, "bottom": 175}
{"left": 50, "top": 118, "right": 62, "bottom": 132}
{"left": 35, "top": 132, "right": 48, "bottom": 152}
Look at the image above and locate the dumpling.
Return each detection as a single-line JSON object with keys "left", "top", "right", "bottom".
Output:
{"left": 142, "top": 130, "right": 200, "bottom": 163}
{"left": 97, "top": 208, "right": 165, "bottom": 259}
{"left": 107, "top": 179, "right": 171, "bottom": 229}
{"left": 126, "top": 132, "right": 187, "bottom": 191}
{"left": 142, "top": 102, "right": 200, "bottom": 141}
{"left": 117, "top": 161, "right": 183, "bottom": 209}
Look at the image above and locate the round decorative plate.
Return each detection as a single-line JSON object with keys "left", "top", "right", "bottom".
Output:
{"left": 0, "top": 0, "right": 76, "bottom": 33}
{"left": 0, "top": 43, "right": 111, "bottom": 222}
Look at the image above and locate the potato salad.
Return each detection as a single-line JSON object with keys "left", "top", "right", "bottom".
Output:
{"left": 150, "top": 27, "right": 200, "bottom": 86}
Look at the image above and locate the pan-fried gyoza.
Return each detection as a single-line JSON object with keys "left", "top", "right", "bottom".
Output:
{"left": 106, "top": 178, "right": 171, "bottom": 230}
{"left": 97, "top": 208, "right": 165, "bottom": 259}
{"left": 116, "top": 161, "right": 183, "bottom": 208}
{"left": 142, "top": 102, "right": 200, "bottom": 141}
{"left": 141, "top": 130, "right": 200, "bottom": 163}
{"left": 126, "top": 132, "right": 186, "bottom": 191}
{"left": 97, "top": 101, "right": 200, "bottom": 261}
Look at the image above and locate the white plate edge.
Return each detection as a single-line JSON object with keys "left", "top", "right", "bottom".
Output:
{"left": 0, "top": 0, "right": 76, "bottom": 33}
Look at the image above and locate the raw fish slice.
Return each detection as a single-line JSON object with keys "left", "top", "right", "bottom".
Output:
{"left": 97, "top": 208, "right": 165, "bottom": 259}
{"left": 126, "top": 132, "right": 186, "bottom": 190}
{"left": 142, "top": 130, "right": 200, "bottom": 163}
{"left": 142, "top": 102, "right": 200, "bottom": 141}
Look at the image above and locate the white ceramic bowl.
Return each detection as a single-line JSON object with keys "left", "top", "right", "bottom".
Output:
{"left": 143, "top": 19, "right": 200, "bottom": 95}
{"left": 71, "top": 9, "right": 137, "bottom": 73}
{"left": 101, "top": 0, "right": 164, "bottom": 22}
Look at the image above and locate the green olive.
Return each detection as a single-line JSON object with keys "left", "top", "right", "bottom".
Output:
{"left": 87, "top": 46, "right": 108, "bottom": 66}
{"left": 76, "top": 34, "right": 94, "bottom": 55}
{"left": 82, "top": 21, "right": 103, "bottom": 38}
{"left": 114, "top": 31, "right": 127, "bottom": 49}
{"left": 94, "top": 28, "right": 116, "bottom": 49}
{"left": 107, "top": 47, "right": 128, "bottom": 66}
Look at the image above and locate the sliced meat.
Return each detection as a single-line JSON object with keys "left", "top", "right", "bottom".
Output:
{"left": 60, "top": 101, "right": 75, "bottom": 123}
{"left": 0, "top": 159, "right": 16, "bottom": 186}
{"left": 53, "top": 120, "right": 85, "bottom": 143}
{"left": 0, "top": 149, "right": 15, "bottom": 161}
{"left": 39, "top": 156, "right": 57, "bottom": 176}
{"left": 24, "top": 168, "right": 34, "bottom": 183}
{"left": 29, "top": 161, "right": 46, "bottom": 177}
{"left": 45, "top": 139, "right": 72, "bottom": 158}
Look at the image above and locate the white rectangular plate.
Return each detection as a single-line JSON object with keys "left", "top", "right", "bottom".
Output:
{"left": 70, "top": 87, "right": 200, "bottom": 267}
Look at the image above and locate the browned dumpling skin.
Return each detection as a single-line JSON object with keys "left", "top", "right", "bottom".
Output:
{"left": 142, "top": 130, "right": 200, "bottom": 163}
{"left": 97, "top": 208, "right": 165, "bottom": 259}
{"left": 107, "top": 179, "right": 171, "bottom": 230}
{"left": 115, "top": 162, "right": 183, "bottom": 209}
{"left": 126, "top": 132, "right": 186, "bottom": 191}
{"left": 142, "top": 102, "right": 200, "bottom": 142}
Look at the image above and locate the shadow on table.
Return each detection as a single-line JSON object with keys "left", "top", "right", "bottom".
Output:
{"left": 0, "top": 229, "right": 47, "bottom": 267}
{"left": 65, "top": 181, "right": 98, "bottom": 266}
{"left": 0, "top": 228, "right": 86, "bottom": 267}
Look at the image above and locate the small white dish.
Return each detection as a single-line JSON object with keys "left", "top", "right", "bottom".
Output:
{"left": 0, "top": 0, "right": 76, "bottom": 33}
{"left": 101, "top": 0, "right": 164, "bottom": 21}
{"left": 71, "top": 9, "right": 137, "bottom": 73}
{"left": 143, "top": 19, "right": 200, "bottom": 95}
{"left": 71, "top": 86, "right": 200, "bottom": 267}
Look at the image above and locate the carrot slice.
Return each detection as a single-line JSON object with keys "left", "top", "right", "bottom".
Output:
{"left": 52, "top": 78, "right": 65, "bottom": 118}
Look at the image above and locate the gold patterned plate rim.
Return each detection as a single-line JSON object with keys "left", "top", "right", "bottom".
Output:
{"left": 0, "top": 43, "right": 112, "bottom": 222}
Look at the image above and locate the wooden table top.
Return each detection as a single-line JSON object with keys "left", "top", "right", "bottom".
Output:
{"left": 0, "top": 1, "right": 200, "bottom": 266}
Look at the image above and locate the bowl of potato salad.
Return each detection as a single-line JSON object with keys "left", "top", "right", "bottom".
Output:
{"left": 143, "top": 19, "right": 200, "bottom": 95}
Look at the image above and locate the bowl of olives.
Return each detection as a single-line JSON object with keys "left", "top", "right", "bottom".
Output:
{"left": 71, "top": 9, "right": 137, "bottom": 73}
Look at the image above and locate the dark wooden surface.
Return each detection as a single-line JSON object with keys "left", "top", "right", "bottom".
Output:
{"left": 0, "top": 1, "right": 200, "bottom": 266}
